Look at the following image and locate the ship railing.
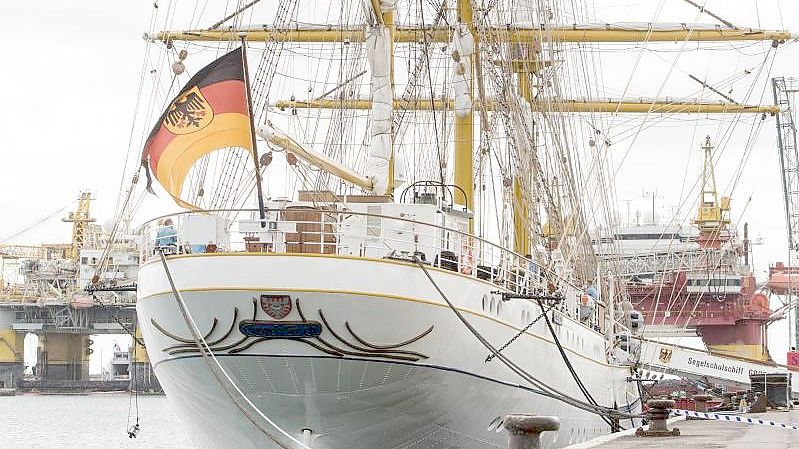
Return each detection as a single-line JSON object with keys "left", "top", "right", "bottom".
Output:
{"left": 607, "top": 320, "right": 638, "bottom": 365}
{"left": 139, "top": 208, "right": 587, "bottom": 318}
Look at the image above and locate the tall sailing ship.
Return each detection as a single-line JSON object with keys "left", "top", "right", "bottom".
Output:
{"left": 123, "top": 1, "right": 794, "bottom": 448}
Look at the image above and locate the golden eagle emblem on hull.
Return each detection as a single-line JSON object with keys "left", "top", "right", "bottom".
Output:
{"left": 163, "top": 86, "right": 214, "bottom": 134}
{"left": 659, "top": 347, "right": 673, "bottom": 364}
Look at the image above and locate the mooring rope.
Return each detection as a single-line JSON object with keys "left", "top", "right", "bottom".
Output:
{"left": 127, "top": 340, "right": 141, "bottom": 438}
{"left": 158, "top": 251, "right": 310, "bottom": 449}
{"left": 412, "top": 256, "right": 642, "bottom": 421}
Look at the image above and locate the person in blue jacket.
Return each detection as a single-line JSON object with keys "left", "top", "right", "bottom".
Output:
{"left": 155, "top": 218, "right": 178, "bottom": 252}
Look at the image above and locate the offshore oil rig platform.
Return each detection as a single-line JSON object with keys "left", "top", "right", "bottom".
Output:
{"left": 0, "top": 192, "right": 156, "bottom": 392}
{"left": 595, "top": 136, "right": 794, "bottom": 364}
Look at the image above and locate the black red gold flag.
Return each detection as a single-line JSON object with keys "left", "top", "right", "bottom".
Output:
{"left": 141, "top": 47, "right": 252, "bottom": 209}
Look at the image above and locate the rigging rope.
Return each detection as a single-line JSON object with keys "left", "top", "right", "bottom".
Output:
{"left": 535, "top": 297, "right": 616, "bottom": 428}
{"left": 127, "top": 337, "right": 141, "bottom": 439}
{"left": 412, "top": 256, "right": 642, "bottom": 421}
{"left": 94, "top": 171, "right": 142, "bottom": 284}
{"left": 208, "top": 0, "right": 262, "bottom": 30}
{"left": 0, "top": 203, "right": 72, "bottom": 244}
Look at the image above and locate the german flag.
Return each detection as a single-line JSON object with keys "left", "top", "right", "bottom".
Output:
{"left": 141, "top": 47, "right": 253, "bottom": 209}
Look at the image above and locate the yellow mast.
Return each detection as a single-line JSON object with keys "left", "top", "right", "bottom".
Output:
{"left": 366, "top": 1, "right": 397, "bottom": 196}
{"left": 274, "top": 98, "right": 779, "bottom": 114}
{"left": 156, "top": 26, "right": 795, "bottom": 44}
{"left": 513, "top": 177, "right": 531, "bottom": 254}
{"left": 384, "top": 6, "right": 396, "bottom": 197}
{"left": 511, "top": 44, "right": 543, "bottom": 256}
{"left": 454, "top": 0, "right": 474, "bottom": 211}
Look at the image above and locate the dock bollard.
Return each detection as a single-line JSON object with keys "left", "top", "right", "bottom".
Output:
{"left": 635, "top": 399, "right": 680, "bottom": 437}
{"left": 503, "top": 415, "right": 560, "bottom": 449}
{"left": 689, "top": 394, "right": 712, "bottom": 420}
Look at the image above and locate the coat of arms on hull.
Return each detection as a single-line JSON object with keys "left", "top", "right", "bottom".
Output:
{"left": 151, "top": 296, "right": 433, "bottom": 362}
{"left": 659, "top": 347, "right": 673, "bottom": 364}
{"left": 260, "top": 294, "right": 292, "bottom": 319}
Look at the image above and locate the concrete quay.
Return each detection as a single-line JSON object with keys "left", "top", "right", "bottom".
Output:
{"left": 564, "top": 409, "right": 799, "bottom": 449}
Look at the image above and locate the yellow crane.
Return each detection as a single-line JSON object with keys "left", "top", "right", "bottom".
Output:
{"left": 61, "top": 192, "right": 96, "bottom": 261}
{"left": 693, "top": 137, "right": 731, "bottom": 247}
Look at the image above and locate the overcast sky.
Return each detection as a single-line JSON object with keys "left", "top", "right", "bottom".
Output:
{"left": 2, "top": 0, "right": 799, "bottom": 368}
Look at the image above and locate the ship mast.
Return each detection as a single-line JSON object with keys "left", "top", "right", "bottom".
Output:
{"left": 156, "top": 26, "right": 796, "bottom": 45}
{"left": 240, "top": 36, "right": 268, "bottom": 227}
{"left": 154, "top": 12, "right": 791, "bottom": 256}
{"left": 273, "top": 98, "right": 778, "bottom": 114}
{"left": 382, "top": 2, "right": 397, "bottom": 197}
{"left": 454, "top": 0, "right": 474, "bottom": 212}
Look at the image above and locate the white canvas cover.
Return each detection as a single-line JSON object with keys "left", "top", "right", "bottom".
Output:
{"left": 451, "top": 23, "right": 474, "bottom": 117}
{"left": 365, "top": 24, "right": 393, "bottom": 194}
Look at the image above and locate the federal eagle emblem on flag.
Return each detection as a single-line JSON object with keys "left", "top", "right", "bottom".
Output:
{"left": 163, "top": 86, "right": 214, "bottom": 134}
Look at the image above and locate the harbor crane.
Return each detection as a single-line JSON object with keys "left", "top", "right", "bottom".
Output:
{"left": 771, "top": 77, "right": 799, "bottom": 354}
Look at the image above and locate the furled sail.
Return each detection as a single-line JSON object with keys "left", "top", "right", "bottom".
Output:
{"left": 364, "top": 8, "right": 394, "bottom": 195}
{"left": 451, "top": 23, "right": 474, "bottom": 117}
{"left": 140, "top": 47, "right": 253, "bottom": 210}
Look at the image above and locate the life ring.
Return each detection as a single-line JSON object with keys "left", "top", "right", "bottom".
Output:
{"left": 460, "top": 243, "right": 474, "bottom": 275}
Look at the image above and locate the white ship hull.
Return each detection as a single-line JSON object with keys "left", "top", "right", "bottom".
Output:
{"left": 137, "top": 253, "right": 640, "bottom": 449}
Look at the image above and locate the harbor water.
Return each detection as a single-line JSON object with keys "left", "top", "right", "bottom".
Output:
{"left": 0, "top": 394, "right": 192, "bottom": 448}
